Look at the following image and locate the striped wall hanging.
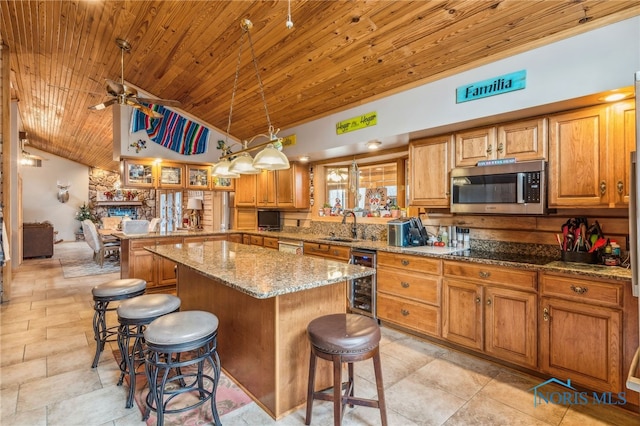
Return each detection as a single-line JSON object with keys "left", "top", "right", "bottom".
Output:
{"left": 131, "top": 104, "right": 209, "bottom": 155}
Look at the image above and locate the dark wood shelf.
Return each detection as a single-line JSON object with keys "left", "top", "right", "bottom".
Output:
{"left": 95, "top": 201, "right": 143, "bottom": 206}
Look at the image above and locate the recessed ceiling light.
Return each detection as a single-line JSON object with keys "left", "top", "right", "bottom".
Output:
{"left": 299, "top": 156, "right": 310, "bottom": 162}
{"left": 367, "top": 140, "right": 381, "bottom": 150}
{"left": 603, "top": 93, "right": 628, "bottom": 102}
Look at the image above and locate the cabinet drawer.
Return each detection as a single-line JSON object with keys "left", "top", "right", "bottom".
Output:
{"left": 263, "top": 237, "right": 279, "bottom": 249}
{"left": 303, "top": 243, "right": 350, "bottom": 261}
{"left": 250, "top": 235, "right": 264, "bottom": 246}
{"left": 377, "top": 267, "right": 440, "bottom": 306}
{"left": 130, "top": 237, "right": 182, "bottom": 251}
{"left": 443, "top": 261, "right": 536, "bottom": 290}
{"left": 377, "top": 252, "right": 442, "bottom": 274}
{"left": 377, "top": 293, "right": 440, "bottom": 337}
{"left": 540, "top": 273, "right": 623, "bottom": 307}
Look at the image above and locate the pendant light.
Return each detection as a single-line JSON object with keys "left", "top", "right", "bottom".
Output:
{"left": 211, "top": 158, "right": 240, "bottom": 178}
{"left": 218, "top": 19, "right": 291, "bottom": 174}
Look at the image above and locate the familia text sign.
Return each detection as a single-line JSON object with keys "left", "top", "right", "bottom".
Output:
{"left": 456, "top": 70, "right": 526, "bottom": 103}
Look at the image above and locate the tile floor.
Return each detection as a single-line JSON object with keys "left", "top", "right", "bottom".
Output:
{"left": 1, "top": 242, "right": 639, "bottom": 426}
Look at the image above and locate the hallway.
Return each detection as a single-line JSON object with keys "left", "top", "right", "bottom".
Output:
{"left": 1, "top": 242, "right": 639, "bottom": 425}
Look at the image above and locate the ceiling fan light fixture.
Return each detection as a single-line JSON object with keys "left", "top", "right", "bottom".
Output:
{"left": 229, "top": 152, "right": 261, "bottom": 174}
{"left": 253, "top": 143, "right": 290, "bottom": 170}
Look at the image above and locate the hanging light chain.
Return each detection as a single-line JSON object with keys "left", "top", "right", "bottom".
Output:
{"left": 225, "top": 30, "right": 246, "bottom": 148}
{"left": 245, "top": 23, "right": 274, "bottom": 137}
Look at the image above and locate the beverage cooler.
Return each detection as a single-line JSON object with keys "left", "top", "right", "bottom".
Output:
{"left": 349, "top": 249, "right": 376, "bottom": 318}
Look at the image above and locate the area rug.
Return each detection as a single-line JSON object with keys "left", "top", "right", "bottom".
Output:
{"left": 59, "top": 255, "right": 120, "bottom": 278}
{"left": 112, "top": 350, "right": 253, "bottom": 425}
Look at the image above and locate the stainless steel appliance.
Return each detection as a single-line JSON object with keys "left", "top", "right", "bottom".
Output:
{"left": 387, "top": 218, "right": 411, "bottom": 247}
{"left": 450, "top": 160, "right": 546, "bottom": 214}
{"left": 349, "top": 249, "right": 376, "bottom": 318}
{"left": 626, "top": 71, "right": 640, "bottom": 395}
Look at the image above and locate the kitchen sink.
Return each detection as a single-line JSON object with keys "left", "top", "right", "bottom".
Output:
{"left": 320, "top": 237, "right": 360, "bottom": 243}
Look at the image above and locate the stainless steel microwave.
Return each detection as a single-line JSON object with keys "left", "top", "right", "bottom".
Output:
{"left": 450, "top": 160, "right": 547, "bottom": 215}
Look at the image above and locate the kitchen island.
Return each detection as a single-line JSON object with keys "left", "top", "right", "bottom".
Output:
{"left": 145, "top": 240, "right": 375, "bottom": 419}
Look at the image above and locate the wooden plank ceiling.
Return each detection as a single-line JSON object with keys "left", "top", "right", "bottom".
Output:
{"left": 1, "top": 0, "right": 639, "bottom": 171}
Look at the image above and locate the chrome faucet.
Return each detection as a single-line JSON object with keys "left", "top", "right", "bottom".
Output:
{"left": 342, "top": 210, "right": 357, "bottom": 239}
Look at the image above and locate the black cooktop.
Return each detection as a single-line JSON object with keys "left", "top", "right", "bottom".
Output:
{"left": 451, "top": 250, "right": 557, "bottom": 266}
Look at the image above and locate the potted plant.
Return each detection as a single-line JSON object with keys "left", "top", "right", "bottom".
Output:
{"left": 322, "top": 203, "right": 332, "bottom": 216}
{"left": 390, "top": 204, "right": 400, "bottom": 218}
{"left": 75, "top": 203, "right": 95, "bottom": 230}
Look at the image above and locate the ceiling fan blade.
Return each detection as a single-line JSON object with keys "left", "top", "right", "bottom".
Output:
{"left": 106, "top": 79, "right": 125, "bottom": 96}
{"left": 136, "top": 97, "right": 181, "bottom": 107}
{"left": 126, "top": 99, "right": 163, "bottom": 119}
{"left": 88, "top": 98, "right": 117, "bottom": 111}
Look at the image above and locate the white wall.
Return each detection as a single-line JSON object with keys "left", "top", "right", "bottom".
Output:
{"left": 20, "top": 148, "right": 89, "bottom": 242}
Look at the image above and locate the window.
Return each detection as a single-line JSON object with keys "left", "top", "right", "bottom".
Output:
{"left": 324, "top": 162, "right": 399, "bottom": 211}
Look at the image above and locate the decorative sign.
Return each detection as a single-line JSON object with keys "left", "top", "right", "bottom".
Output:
{"left": 477, "top": 157, "right": 516, "bottom": 166}
{"left": 336, "top": 111, "right": 377, "bottom": 135}
{"left": 456, "top": 70, "right": 526, "bottom": 103}
{"left": 281, "top": 134, "right": 297, "bottom": 147}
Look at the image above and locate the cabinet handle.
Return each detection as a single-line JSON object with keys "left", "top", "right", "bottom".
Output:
{"left": 479, "top": 271, "right": 491, "bottom": 279}
{"left": 486, "top": 144, "right": 493, "bottom": 155}
{"left": 401, "top": 281, "right": 410, "bottom": 288}
{"left": 570, "top": 285, "right": 588, "bottom": 295}
{"left": 401, "top": 259, "right": 410, "bottom": 266}
{"left": 600, "top": 180, "right": 607, "bottom": 195}
{"left": 475, "top": 296, "right": 481, "bottom": 304}
{"left": 617, "top": 181, "right": 624, "bottom": 195}
{"left": 543, "top": 307, "right": 549, "bottom": 321}
{"left": 401, "top": 309, "right": 410, "bottom": 316}
{"left": 332, "top": 250, "right": 339, "bottom": 256}
{"left": 497, "top": 142, "right": 504, "bottom": 153}
{"left": 486, "top": 298, "right": 492, "bottom": 306}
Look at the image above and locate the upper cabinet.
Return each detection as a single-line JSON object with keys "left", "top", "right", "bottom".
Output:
{"left": 548, "top": 102, "right": 635, "bottom": 208}
{"left": 253, "top": 162, "right": 310, "bottom": 209}
{"left": 187, "top": 165, "right": 210, "bottom": 189}
{"left": 409, "top": 135, "right": 453, "bottom": 207}
{"left": 235, "top": 174, "right": 257, "bottom": 207}
{"left": 454, "top": 119, "right": 547, "bottom": 168}
{"left": 157, "top": 162, "right": 185, "bottom": 189}
{"left": 123, "top": 159, "right": 156, "bottom": 188}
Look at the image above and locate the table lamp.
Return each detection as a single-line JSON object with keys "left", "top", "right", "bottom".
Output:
{"left": 187, "top": 198, "right": 203, "bottom": 229}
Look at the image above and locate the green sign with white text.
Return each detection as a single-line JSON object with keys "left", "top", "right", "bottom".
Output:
{"left": 336, "top": 111, "right": 377, "bottom": 135}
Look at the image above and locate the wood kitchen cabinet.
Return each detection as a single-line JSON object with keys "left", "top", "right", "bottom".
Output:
{"left": 122, "top": 159, "right": 156, "bottom": 188}
{"left": 539, "top": 272, "right": 624, "bottom": 394}
{"left": 183, "top": 235, "right": 227, "bottom": 243}
{"left": 303, "top": 242, "right": 350, "bottom": 261}
{"left": 157, "top": 162, "right": 185, "bottom": 189}
{"left": 257, "top": 171, "right": 277, "bottom": 207}
{"left": 255, "top": 162, "right": 309, "bottom": 209}
{"left": 235, "top": 174, "right": 257, "bottom": 207}
{"left": 263, "top": 236, "right": 279, "bottom": 249}
{"left": 121, "top": 237, "right": 182, "bottom": 293}
{"left": 454, "top": 118, "right": 547, "bottom": 168}
{"left": 548, "top": 102, "right": 635, "bottom": 208}
{"left": 409, "top": 135, "right": 452, "bottom": 207}
{"left": 442, "top": 261, "right": 538, "bottom": 368}
{"left": 376, "top": 252, "right": 442, "bottom": 337}
{"left": 227, "top": 233, "right": 243, "bottom": 243}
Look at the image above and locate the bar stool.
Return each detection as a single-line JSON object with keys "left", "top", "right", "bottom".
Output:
{"left": 143, "top": 310, "right": 222, "bottom": 426}
{"left": 305, "top": 313, "right": 387, "bottom": 426}
{"left": 91, "top": 278, "right": 146, "bottom": 368}
{"left": 116, "top": 294, "right": 181, "bottom": 408}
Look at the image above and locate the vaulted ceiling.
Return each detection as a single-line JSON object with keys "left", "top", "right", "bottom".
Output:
{"left": 2, "top": 1, "right": 639, "bottom": 171}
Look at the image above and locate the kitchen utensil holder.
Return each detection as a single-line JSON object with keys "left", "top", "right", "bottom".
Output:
{"left": 561, "top": 251, "right": 598, "bottom": 264}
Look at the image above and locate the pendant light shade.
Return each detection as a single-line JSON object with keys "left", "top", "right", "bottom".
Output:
{"left": 229, "top": 152, "right": 261, "bottom": 174}
{"left": 211, "top": 158, "right": 240, "bottom": 178}
{"left": 253, "top": 143, "right": 290, "bottom": 170}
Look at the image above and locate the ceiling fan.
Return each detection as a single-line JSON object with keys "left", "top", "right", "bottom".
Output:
{"left": 89, "top": 38, "right": 180, "bottom": 118}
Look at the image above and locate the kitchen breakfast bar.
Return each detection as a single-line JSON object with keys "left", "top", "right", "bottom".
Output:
{"left": 145, "top": 240, "right": 375, "bottom": 419}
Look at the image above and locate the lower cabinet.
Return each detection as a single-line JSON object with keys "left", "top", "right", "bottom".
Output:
{"left": 442, "top": 261, "right": 538, "bottom": 369}
{"left": 263, "top": 236, "right": 279, "bottom": 249}
{"left": 376, "top": 252, "right": 442, "bottom": 337}
{"left": 539, "top": 272, "right": 624, "bottom": 394}
{"left": 227, "top": 233, "right": 243, "bottom": 243}
{"left": 302, "top": 242, "right": 350, "bottom": 261}
{"left": 123, "top": 237, "right": 182, "bottom": 294}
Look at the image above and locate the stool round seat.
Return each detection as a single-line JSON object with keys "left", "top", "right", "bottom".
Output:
{"left": 117, "top": 294, "right": 181, "bottom": 320}
{"left": 144, "top": 311, "right": 219, "bottom": 348}
{"left": 92, "top": 278, "right": 147, "bottom": 298}
{"left": 305, "top": 313, "right": 387, "bottom": 426}
{"left": 307, "top": 313, "right": 381, "bottom": 355}
{"left": 90, "top": 278, "right": 146, "bottom": 368}
{"left": 143, "top": 310, "right": 222, "bottom": 426}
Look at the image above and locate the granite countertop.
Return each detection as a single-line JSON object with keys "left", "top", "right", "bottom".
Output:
{"left": 112, "top": 229, "right": 231, "bottom": 239}
{"left": 125, "top": 229, "right": 632, "bottom": 282}
{"left": 146, "top": 241, "right": 375, "bottom": 299}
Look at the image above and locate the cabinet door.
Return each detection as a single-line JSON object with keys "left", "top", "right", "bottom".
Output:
{"left": 497, "top": 117, "right": 547, "bottom": 161}
{"left": 276, "top": 163, "right": 310, "bottom": 209}
{"left": 548, "top": 105, "right": 609, "bottom": 207}
{"left": 123, "top": 159, "right": 155, "bottom": 188}
{"left": 156, "top": 255, "right": 177, "bottom": 287}
{"left": 409, "top": 135, "right": 452, "bottom": 207}
{"left": 187, "top": 165, "right": 210, "bottom": 189}
{"left": 256, "top": 171, "right": 277, "bottom": 207}
{"left": 442, "top": 279, "right": 483, "bottom": 350}
{"left": 276, "top": 167, "right": 295, "bottom": 208}
{"left": 157, "top": 162, "right": 185, "bottom": 189}
{"left": 235, "top": 174, "right": 257, "bottom": 207}
{"left": 131, "top": 248, "right": 156, "bottom": 287}
{"left": 454, "top": 126, "right": 497, "bottom": 167}
{"left": 227, "top": 233, "right": 243, "bottom": 243}
{"left": 610, "top": 100, "right": 636, "bottom": 206}
{"left": 539, "top": 297, "right": 621, "bottom": 393}
{"left": 485, "top": 286, "right": 537, "bottom": 368}
{"left": 235, "top": 208, "right": 257, "bottom": 231}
